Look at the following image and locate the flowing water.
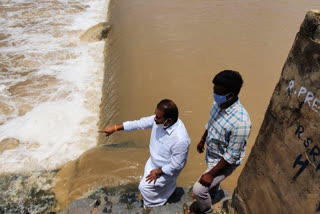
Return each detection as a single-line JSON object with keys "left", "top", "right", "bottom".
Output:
{"left": 0, "top": 0, "right": 108, "bottom": 212}
{"left": 1, "top": 0, "right": 320, "bottom": 212}
{"left": 0, "top": 0, "right": 107, "bottom": 172}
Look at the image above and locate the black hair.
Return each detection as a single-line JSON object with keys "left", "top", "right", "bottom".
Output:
{"left": 157, "top": 99, "right": 179, "bottom": 123}
{"left": 212, "top": 70, "right": 243, "bottom": 95}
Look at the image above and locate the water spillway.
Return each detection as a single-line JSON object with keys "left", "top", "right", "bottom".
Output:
{"left": 0, "top": 0, "right": 108, "bottom": 173}
{"left": 0, "top": 0, "right": 108, "bottom": 212}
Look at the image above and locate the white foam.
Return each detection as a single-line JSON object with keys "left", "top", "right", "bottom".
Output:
{"left": 0, "top": 0, "right": 109, "bottom": 172}
{"left": 0, "top": 99, "right": 93, "bottom": 170}
{"left": 0, "top": 101, "right": 85, "bottom": 144}
{"left": 69, "top": 0, "right": 106, "bottom": 31}
{"left": 0, "top": 85, "right": 6, "bottom": 92}
{"left": 53, "top": 43, "right": 102, "bottom": 90}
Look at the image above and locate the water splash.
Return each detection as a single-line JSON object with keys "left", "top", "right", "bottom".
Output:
{"left": 0, "top": 0, "right": 108, "bottom": 172}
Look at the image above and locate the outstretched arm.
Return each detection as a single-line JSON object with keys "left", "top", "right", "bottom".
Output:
{"left": 98, "top": 115, "right": 155, "bottom": 136}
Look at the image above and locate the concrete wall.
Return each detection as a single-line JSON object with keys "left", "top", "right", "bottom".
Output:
{"left": 231, "top": 10, "right": 320, "bottom": 214}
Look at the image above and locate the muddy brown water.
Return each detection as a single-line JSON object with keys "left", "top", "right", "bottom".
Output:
{"left": 54, "top": 0, "right": 320, "bottom": 207}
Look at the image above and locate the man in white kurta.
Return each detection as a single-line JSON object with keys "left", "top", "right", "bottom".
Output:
{"left": 99, "top": 99, "right": 190, "bottom": 207}
{"left": 124, "top": 114, "right": 190, "bottom": 207}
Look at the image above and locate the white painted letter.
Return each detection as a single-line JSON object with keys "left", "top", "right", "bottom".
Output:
{"left": 304, "top": 91, "right": 314, "bottom": 106}
{"left": 298, "top": 87, "right": 307, "bottom": 98}
{"left": 312, "top": 98, "right": 320, "bottom": 112}
{"left": 287, "top": 80, "right": 295, "bottom": 92}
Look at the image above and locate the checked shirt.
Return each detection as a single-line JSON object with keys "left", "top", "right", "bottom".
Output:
{"left": 205, "top": 100, "right": 251, "bottom": 168}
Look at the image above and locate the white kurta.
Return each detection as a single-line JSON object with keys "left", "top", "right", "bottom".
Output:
{"left": 123, "top": 115, "right": 190, "bottom": 207}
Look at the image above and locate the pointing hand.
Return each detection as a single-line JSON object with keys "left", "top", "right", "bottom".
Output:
{"left": 98, "top": 125, "right": 116, "bottom": 136}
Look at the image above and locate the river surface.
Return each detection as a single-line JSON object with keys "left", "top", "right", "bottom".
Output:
{"left": 98, "top": 0, "right": 320, "bottom": 192}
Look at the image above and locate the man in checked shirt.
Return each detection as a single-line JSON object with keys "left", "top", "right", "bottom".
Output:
{"left": 191, "top": 70, "right": 251, "bottom": 214}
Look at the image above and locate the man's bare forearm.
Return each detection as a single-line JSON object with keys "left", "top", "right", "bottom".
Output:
{"left": 201, "top": 130, "right": 208, "bottom": 141}
{"left": 207, "top": 158, "right": 229, "bottom": 177}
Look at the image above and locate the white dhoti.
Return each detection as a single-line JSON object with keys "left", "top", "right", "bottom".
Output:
{"left": 138, "top": 158, "right": 178, "bottom": 207}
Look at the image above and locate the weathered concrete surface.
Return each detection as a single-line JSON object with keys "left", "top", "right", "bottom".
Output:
{"left": 58, "top": 186, "right": 194, "bottom": 214}
{"left": 58, "top": 186, "right": 230, "bottom": 214}
{"left": 230, "top": 11, "right": 320, "bottom": 214}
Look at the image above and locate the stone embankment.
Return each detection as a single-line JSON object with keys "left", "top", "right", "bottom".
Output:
{"left": 58, "top": 185, "right": 230, "bottom": 214}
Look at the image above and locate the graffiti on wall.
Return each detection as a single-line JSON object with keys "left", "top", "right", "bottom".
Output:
{"left": 286, "top": 80, "right": 320, "bottom": 179}
{"left": 287, "top": 80, "right": 320, "bottom": 113}
{"left": 293, "top": 124, "right": 320, "bottom": 179}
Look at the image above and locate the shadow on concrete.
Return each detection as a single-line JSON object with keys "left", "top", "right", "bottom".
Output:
{"left": 167, "top": 187, "right": 185, "bottom": 204}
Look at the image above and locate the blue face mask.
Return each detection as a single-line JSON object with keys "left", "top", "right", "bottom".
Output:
{"left": 213, "top": 93, "right": 232, "bottom": 105}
